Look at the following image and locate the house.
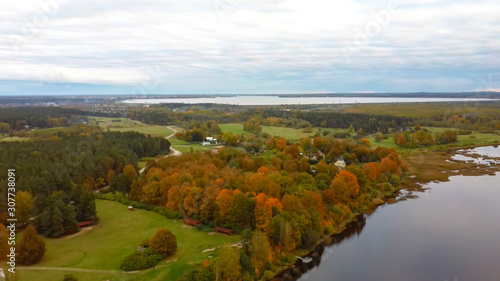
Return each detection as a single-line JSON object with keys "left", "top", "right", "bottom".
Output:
{"left": 334, "top": 155, "right": 346, "bottom": 170}
{"left": 202, "top": 141, "right": 210, "bottom": 146}
{"left": 205, "top": 137, "right": 217, "bottom": 142}
{"left": 316, "top": 150, "right": 325, "bottom": 159}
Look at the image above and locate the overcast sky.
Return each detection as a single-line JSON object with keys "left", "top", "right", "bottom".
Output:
{"left": 1, "top": 0, "right": 499, "bottom": 95}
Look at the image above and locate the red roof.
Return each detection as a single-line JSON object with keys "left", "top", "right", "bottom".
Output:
{"left": 77, "top": 221, "right": 92, "bottom": 227}
{"left": 183, "top": 219, "right": 202, "bottom": 226}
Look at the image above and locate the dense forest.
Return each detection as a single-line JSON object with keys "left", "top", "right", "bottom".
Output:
{"left": 0, "top": 127, "right": 170, "bottom": 237}
{"left": 0, "top": 107, "right": 100, "bottom": 131}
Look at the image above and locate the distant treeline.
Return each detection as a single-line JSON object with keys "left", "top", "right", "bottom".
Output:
{"left": 0, "top": 107, "right": 111, "bottom": 131}
{"left": 130, "top": 106, "right": 409, "bottom": 133}
{"left": 260, "top": 109, "right": 411, "bottom": 134}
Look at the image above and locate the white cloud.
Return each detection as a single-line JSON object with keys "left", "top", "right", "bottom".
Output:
{"left": 0, "top": 0, "right": 499, "bottom": 93}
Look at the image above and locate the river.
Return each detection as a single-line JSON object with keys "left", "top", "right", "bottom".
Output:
{"left": 122, "top": 96, "right": 493, "bottom": 106}
{"left": 297, "top": 146, "right": 500, "bottom": 281}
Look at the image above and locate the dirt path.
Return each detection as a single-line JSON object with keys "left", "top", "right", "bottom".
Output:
{"left": 139, "top": 126, "right": 182, "bottom": 174}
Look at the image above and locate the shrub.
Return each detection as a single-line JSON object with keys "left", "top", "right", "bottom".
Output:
{"left": 121, "top": 250, "right": 163, "bottom": 271}
{"left": 17, "top": 225, "right": 46, "bottom": 265}
{"left": 263, "top": 270, "right": 275, "bottom": 280}
{"left": 324, "top": 224, "right": 334, "bottom": 235}
{"left": 62, "top": 274, "right": 78, "bottom": 281}
{"left": 149, "top": 228, "right": 177, "bottom": 257}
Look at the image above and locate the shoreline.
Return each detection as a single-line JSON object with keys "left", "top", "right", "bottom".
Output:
{"left": 272, "top": 143, "right": 500, "bottom": 281}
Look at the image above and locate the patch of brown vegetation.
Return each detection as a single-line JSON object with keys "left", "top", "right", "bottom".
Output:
{"left": 405, "top": 145, "right": 500, "bottom": 185}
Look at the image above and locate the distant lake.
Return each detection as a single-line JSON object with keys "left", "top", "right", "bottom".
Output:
{"left": 299, "top": 146, "right": 500, "bottom": 281}
{"left": 122, "top": 96, "right": 492, "bottom": 106}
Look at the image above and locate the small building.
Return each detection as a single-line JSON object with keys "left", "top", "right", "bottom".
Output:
{"left": 183, "top": 218, "right": 202, "bottom": 227}
{"left": 202, "top": 141, "right": 210, "bottom": 146}
{"left": 128, "top": 206, "right": 134, "bottom": 211}
{"left": 215, "top": 227, "right": 235, "bottom": 235}
{"left": 77, "top": 221, "right": 92, "bottom": 228}
{"left": 205, "top": 137, "right": 217, "bottom": 142}
{"left": 334, "top": 155, "right": 346, "bottom": 170}
{"left": 316, "top": 150, "right": 325, "bottom": 159}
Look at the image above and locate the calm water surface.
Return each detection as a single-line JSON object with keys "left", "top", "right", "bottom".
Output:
{"left": 300, "top": 147, "right": 500, "bottom": 281}
{"left": 123, "top": 96, "right": 492, "bottom": 106}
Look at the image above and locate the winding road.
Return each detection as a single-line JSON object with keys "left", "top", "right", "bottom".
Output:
{"left": 139, "top": 126, "right": 182, "bottom": 174}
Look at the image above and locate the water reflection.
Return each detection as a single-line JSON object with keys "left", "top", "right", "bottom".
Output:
{"left": 277, "top": 215, "right": 367, "bottom": 281}
{"left": 290, "top": 146, "right": 500, "bottom": 281}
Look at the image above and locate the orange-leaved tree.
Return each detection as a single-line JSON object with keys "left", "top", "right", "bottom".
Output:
{"left": 216, "top": 189, "right": 234, "bottom": 222}
{"left": 17, "top": 225, "right": 46, "bottom": 265}
{"left": 329, "top": 170, "right": 360, "bottom": 204}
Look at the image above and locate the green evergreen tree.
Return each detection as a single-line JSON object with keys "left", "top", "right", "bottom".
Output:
{"left": 51, "top": 207, "right": 65, "bottom": 237}
{"left": 41, "top": 206, "right": 53, "bottom": 237}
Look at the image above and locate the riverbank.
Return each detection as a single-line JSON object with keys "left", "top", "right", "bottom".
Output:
{"left": 272, "top": 144, "right": 500, "bottom": 281}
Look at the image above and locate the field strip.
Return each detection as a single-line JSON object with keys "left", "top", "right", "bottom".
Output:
{"left": 17, "top": 266, "right": 140, "bottom": 274}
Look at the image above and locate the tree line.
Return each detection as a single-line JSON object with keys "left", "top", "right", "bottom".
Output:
{"left": 0, "top": 130, "right": 171, "bottom": 239}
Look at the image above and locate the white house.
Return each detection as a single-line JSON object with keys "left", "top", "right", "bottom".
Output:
{"left": 334, "top": 155, "right": 346, "bottom": 170}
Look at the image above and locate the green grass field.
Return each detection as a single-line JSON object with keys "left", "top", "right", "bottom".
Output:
{"left": 88, "top": 117, "right": 142, "bottom": 128}
{"left": 108, "top": 126, "right": 174, "bottom": 138}
{"left": 88, "top": 117, "right": 174, "bottom": 138}
{"left": 168, "top": 138, "right": 215, "bottom": 153}
{"left": 366, "top": 131, "right": 500, "bottom": 154}
{"left": 219, "top": 123, "right": 317, "bottom": 140}
{"left": 218, "top": 123, "right": 252, "bottom": 135}
{"left": 17, "top": 199, "right": 240, "bottom": 281}
{"left": 0, "top": 136, "right": 31, "bottom": 142}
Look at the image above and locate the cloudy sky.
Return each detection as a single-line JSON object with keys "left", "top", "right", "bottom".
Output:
{"left": 1, "top": 0, "right": 499, "bottom": 95}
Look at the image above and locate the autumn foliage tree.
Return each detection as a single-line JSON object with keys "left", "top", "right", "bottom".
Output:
{"left": 255, "top": 194, "right": 273, "bottom": 231}
{"left": 149, "top": 228, "right": 177, "bottom": 257}
{"left": 166, "top": 186, "right": 181, "bottom": 211}
{"left": 249, "top": 231, "right": 272, "bottom": 275}
{"left": 216, "top": 189, "right": 234, "bottom": 222}
{"left": 330, "top": 170, "right": 360, "bottom": 205}
{"left": 216, "top": 246, "right": 241, "bottom": 281}
{"left": 362, "top": 162, "right": 381, "bottom": 181}
{"left": 17, "top": 225, "right": 46, "bottom": 265}
{"left": 0, "top": 224, "right": 8, "bottom": 262}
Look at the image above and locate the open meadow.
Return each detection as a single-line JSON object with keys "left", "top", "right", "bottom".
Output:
{"left": 17, "top": 199, "right": 240, "bottom": 281}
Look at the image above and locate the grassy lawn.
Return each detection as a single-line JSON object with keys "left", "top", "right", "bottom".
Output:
{"left": 168, "top": 137, "right": 216, "bottom": 153}
{"left": 88, "top": 117, "right": 142, "bottom": 128}
{"left": 88, "top": 117, "right": 174, "bottom": 138}
{"left": 0, "top": 136, "right": 31, "bottom": 142}
{"left": 173, "top": 144, "right": 214, "bottom": 153}
{"left": 18, "top": 199, "right": 240, "bottom": 281}
{"left": 138, "top": 161, "right": 147, "bottom": 169}
{"left": 220, "top": 123, "right": 317, "bottom": 140}
{"left": 108, "top": 126, "right": 174, "bottom": 138}
{"left": 365, "top": 129, "right": 500, "bottom": 154}
{"left": 218, "top": 123, "right": 251, "bottom": 135}
{"left": 261, "top": 126, "right": 314, "bottom": 140}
